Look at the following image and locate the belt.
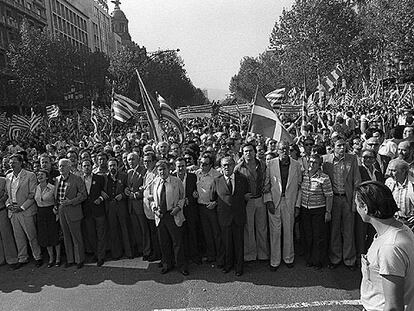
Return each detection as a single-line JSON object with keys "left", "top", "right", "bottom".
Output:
{"left": 38, "top": 205, "right": 54, "bottom": 209}
{"left": 334, "top": 193, "right": 346, "bottom": 197}
{"left": 251, "top": 195, "right": 262, "bottom": 199}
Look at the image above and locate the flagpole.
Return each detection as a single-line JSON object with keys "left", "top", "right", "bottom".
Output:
{"left": 110, "top": 81, "right": 115, "bottom": 140}
{"left": 247, "top": 85, "right": 259, "bottom": 139}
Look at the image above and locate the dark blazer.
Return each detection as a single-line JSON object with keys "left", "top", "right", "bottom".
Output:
{"left": 54, "top": 173, "right": 87, "bottom": 222}
{"left": 104, "top": 172, "right": 128, "bottom": 209}
{"left": 184, "top": 172, "right": 198, "bottom": 207}
{"left": 375, "top": 154, "right": 390, "bottom": 176}
{"left": 211, "top": 171, "right": 250, "bottom": 227}
{"left": 82, "top": 174, "right": 106, "bottom": 217}
{"left": 359, "top": 165, "right": 385, "bottom": 184}
{"left": 127, "top": 166, "right": 145, "bottom": 213}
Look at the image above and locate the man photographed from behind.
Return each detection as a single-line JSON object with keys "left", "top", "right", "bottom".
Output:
{"left": 56, "top": 158, "right": 87, "bottom": 268}
{"left": 81, "top": 159, "right": 106, "bottom": 267}
{"left": 6, "top": 154, "right": 42, "bottom": 268}
{"left": 322, "top": 136, "right": 361, "bottom": 270}
{"left": 264, "top": 140, "right": 302, "bottom": 271}
{"left": 234, "top": 143, "right": 268, "bottom": 262}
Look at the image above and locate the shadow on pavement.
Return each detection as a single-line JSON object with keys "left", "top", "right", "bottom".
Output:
{"left": 0, "top": 256, "right": 360, "bottom": 294}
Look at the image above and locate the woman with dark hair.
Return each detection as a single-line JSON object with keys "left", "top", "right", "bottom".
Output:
{"left": 35, "top": 169, "right": 61, "bottom": 267}
{"left": 355, "top": 181, "right": 414, "bottom": 311}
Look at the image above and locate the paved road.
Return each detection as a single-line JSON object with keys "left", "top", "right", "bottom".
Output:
{"left": 0, "top": 256, "right": 362, "bottom": 311}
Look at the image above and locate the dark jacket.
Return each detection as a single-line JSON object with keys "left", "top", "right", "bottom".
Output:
{"left": 82, "top": 174, "right": 106, "bottom": 217}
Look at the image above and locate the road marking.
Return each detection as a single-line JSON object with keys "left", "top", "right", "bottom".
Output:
{"left": 153, "top": 299, "right": 362, "bottom": 311}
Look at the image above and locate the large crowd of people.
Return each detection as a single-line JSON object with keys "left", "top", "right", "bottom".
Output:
{"left": 0, "top": 105, "right": 413, "bottom": 309}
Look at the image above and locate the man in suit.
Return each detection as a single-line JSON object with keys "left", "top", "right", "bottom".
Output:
{"left": 6, "top": 153, "right": 42, "bottom": 268}
{"left": 212, "top": 156, "right": 250, "bottom": 276}
{"left": 175, "top": 157, "right": 202, "bottom": 265}
{"left": 125, "top": 152, "right": 150, "bottom": 259}
{"left": 0, "top": 175, "right": 19, "bottom": 269}
{"left": 152, "top": 160, "right": 188, "bottom": 275}
{"left": 263, "top": 141, "right": 302, "bottom": 271}
{"left": 103, "top": 158, "right": 132, "bottom": 260}
{"left": 364, "top": 137, "right": 390, "bottom": 176}
{"left": 81, "top": 159, "right": 107, "bottom": 267}
{"left": 56, "top": 158, "right": 87, "bottom": 268}
{"left": 322, "top": 136, "right": 361, "bottom": 270}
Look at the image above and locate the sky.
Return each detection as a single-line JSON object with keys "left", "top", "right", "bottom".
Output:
{"left": 109, "top": 0, "right": 294, "bottom": 93}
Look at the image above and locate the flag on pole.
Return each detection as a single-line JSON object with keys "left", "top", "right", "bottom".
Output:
{"left": 136, "top": 69, "right": 163, "bottom": 141}
{"left": 46, "top": 105, "right": 60, "bottom": 119}
{"left": 112, "top": 93, "right": 140, "bottom": 122}
{"left": 157, "top": 93, "right": 184, "bottom": 143}
{"left": 248, "top": 88, "right": 293, "bottom": 144}
{"left": 30, "top": 108, "right": 43, "bottom": 132}
{"left": 265, "top": 88, "right": 285, "bottom": 110}
{"left": 320, "top": 64, "right": 343, "bottom": 92}
{"left": 90, "top": 101, "right": 99, "bottom": 133}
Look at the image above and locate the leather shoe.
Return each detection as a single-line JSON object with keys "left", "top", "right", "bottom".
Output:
{"left": 235, "top": 271, "right": 243, "bottom": 277}
{"left": 222, "top": 268, "right": 230, "bottom": 274}
{"left": 142, "top": 255, "right": 149, "bottom": 261}
{"left": 269, "top": 265, "right": 279, "bottom": 272}
{"left": 181, "top": 269, "right": 189, "bottom": 276}
{"left": 216, "top": 264, "right": 224, "bottom": 269}
{"left": 127, "top": 255, "right": 134, "bottom": 260}
{"left": 47, "top": 261, "right": 54, "bottom": 268}
{"left": 148, "top": 256, "right": 160, "bottom": 262}
{"left": 97, "top": 260, "right": 104, "bottom": 267}
{"left": 286, "top": 262, "right": 294, "bottom": 269}
{"left": 64, "top": 262, "right": 74, "bottom": 268}
{"left": 55, "top": 261, "right": 61, "bottom": 267}
{"left": 345, "top": 264, "right": 356, "bottom": 271}
{"left": 160, "top": 267, "right": 170, "bottom": 274}
{"left": 328, "top": 263, "right": 340, "bottom": 269}
{"left": 35, "top": 259, "right": 43, "bottom": 268}
{"left": 77, "top": 262, "right": 84, "bottom": 269}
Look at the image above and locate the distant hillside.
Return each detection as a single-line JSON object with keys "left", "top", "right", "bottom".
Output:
{"left": 204, "top": 88, "right": 229, "bottom": 102}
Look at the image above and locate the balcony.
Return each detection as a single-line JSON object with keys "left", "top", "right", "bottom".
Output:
{"left": 6, "top": 0, "right": 47, "bottom": 25}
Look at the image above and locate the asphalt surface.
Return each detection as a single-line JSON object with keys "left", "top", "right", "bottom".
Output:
{"left": 0, "top": 256, "right": 362, "bottom": 311}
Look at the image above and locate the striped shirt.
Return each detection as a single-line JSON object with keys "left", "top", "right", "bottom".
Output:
{"left": 301, "top": 170, "right": 333, "bottom": 209}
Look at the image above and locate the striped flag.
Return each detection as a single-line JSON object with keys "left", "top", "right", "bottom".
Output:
{"left": 265, "top": 88, "right": 286, "bottom": 110}
{"left": 342, "top": 90, "right": 355, "bottom": 106}
{"left": 9, "top": 115, "right": 30, "bottom": 140}
{"left": 320, "top": 64, "right": 343, "bottom": 92}
{"left": 136, "top": 69, "right": 163, "bottom": 141}
{"left": 248, "top": 89, "right": 293, "bottom": 143}
{"left": 157, "top": 93, "right": 184, "bottom": 143}
{"left": 46, "top": 105, "right": 60, "bottom": 119}
{"left": 112, "top": 93, "right": 140, "bottom": 123}
{"left": 90, "top": 101, "right": 99, "bottom": 133}
{"left": 30, "top": 109, "right": 43, "bottom": 132}
{"left": 399, "top": 85, "right": 413, "bottom": 108}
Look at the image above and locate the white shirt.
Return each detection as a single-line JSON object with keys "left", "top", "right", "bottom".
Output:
{"left": 84, "top": 174, "right": 92, "bottom": 195}
{"left": 10, "top": 171, "right": 22, "bottom": 203}
{"left": 386, "top": 177, "right": 414, "bottom": 217}
{"left": 195, "top": 168, "right": 221, "bottom": 204}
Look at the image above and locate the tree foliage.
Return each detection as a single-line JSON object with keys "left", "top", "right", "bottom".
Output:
{"left": 230, "top": 0, "right": 414, "bottom": 101}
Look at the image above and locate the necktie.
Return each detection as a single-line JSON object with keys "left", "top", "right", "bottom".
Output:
{"left": 226, "top": 177, "right": 232, "bottom": 194}
{"left": 159, "top": 180, "right": 167, "bottom": 215}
